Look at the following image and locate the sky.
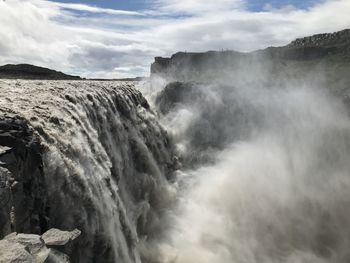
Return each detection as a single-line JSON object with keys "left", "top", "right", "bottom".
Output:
{"left": 0, "top": 0, "right": 349, "bottom": 78}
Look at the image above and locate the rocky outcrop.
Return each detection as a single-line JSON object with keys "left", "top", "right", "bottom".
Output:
{"left": 42, "top": 228, "right": 81, "bottom": 247}
{"left": 155, "top": 81, "right": 262, "bottom": 167}
{"left": 155, "top": 82, "right": 203, "bottom": 115}
{"left": 151, "top": 29, "right": 350, "bottom": 170}
{"left": 0, "top": 64, "right": 81, "bottom": 80}
{"left": 288, "top": 29, "right": 350, "bottom": 48}
{"left": 0, "top": 116, "right": 48, "bottom": 238}
{"left": 150, "top": 50, "right": 245, "bottom": 81}
{"left": 0, "top": 228, "right": 81, "bottom": 263}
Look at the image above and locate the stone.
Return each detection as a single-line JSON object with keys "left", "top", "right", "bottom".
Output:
{"left": 0, "top": 229, "right": 79, "bottom": 263}
{"left": 5, "top": 233, "right": 44, "bottom": 254}
{"left": 3, "top": 232, "right": 50, "bottom": 263}
{"left": 0, "top": 116, "right": 48, "bottom": 238}
{"left": 42, "top": 228, "right": 81, "bottom": 246}
{"left": 0, "top": 239, "right": 35, "bottom": 263}
{"left": 45, "top": 249, "right": 70, "bottom": 263}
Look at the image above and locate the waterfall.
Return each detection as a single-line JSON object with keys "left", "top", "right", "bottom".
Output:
{"left": 150, "top": 80, "right": 350, "bottom": 263}
{"left": 2, "top": 75, "right": 350, "bottom": 263}
{"left": 0, "top": 80, "right": 177, "bottom": 262}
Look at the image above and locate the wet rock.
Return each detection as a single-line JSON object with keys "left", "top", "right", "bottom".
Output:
{"left": 5, "top": 233, "right": 44, "bottom": 254}
{"left": 0, "top": 116, "right": 48, "bottom": 238}
{"left": 0, "top": 229, "right": 80, "bottom": 263}
{"left": 42, "top": 228, "right": 81, "bottom": 246}
{"left": 155, "top": 81, "right": 202, "bottom": 114}
{"left": 0, "top": 239, "right": 35, "bottom": 263}
{"left": 3, "top": 232, "right": 50, "bottom": 263}
{"left": 0, "top": 167, "right": 12, "bottom": 237}
{"left": 45, "top": 249, "right": 70, "bottom": 263}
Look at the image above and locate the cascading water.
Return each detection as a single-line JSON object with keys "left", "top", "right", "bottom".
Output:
{"left": 0, "top": 80, "right": 177, "bottom": 263}
{"left": 1, "top": 69, "right": 350, "bottom": 263}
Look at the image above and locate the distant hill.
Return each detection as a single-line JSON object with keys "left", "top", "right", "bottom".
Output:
{"left": 0, "top": 64, "right": 82, "bottom": 80}
{"left": 90, "top": 77, "right": 147, "bottom": 81}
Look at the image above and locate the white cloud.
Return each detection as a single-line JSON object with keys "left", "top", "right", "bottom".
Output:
{"left": 0, "top": 0, "right": 349, "bottom": 78}
{"left": 46, "top": 1, "right": 144, "bottom": 16}
{"left": 153, "top": 0, "right": 244, "bottom": 14}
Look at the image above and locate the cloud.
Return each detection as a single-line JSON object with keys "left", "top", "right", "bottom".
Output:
{"left": 0, "top": 0, "right": 153, "bottom": 77}
{"left": 46, "top": 1, "right": 144, "bottom": 16}
{"left": 153, "top": 0, "right": 244, "bottom": 14}
{"left": 0, "top": 0, "right": 349, "bottom": 78}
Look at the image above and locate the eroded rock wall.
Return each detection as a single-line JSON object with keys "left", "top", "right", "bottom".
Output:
{"left": 0, "top": 116, "right": 48, "bottom": 238}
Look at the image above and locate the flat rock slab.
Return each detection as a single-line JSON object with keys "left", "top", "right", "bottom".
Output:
{"left": 42, "top": 228, "right": 81, "bottom": 246}
{"left": 0, "top": 228, "right": 80, "bottom": 263}
{"left": 0, "top": 239, "right": 35, "bottom": 263}
{"left": 5, "top": 233, "right": 44, "bottom": 254}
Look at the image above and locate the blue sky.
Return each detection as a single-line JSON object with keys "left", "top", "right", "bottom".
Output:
{"left": 53, "top": 0, "right": 151, "bottom": 11}
{"left": 53, "top": 0, "right": 322, "bottom": 12}
{"left": 247, "top": 0, "right": 322, "bottom": 11}
{"left": 0, "top": 0, "right": 348, "bottom": 78}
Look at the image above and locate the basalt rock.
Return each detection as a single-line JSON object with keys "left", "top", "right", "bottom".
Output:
{"left": 155, "top": 81, "right": 262, "bottom": 167}
{"left": 0, "top": 116, "right": 48, "bottom": 238}
{"left": 0, "top": 229, "right": 81, "bottom": 263}
{"left": 151, "top": 29, "right": 350, "bottom": 94}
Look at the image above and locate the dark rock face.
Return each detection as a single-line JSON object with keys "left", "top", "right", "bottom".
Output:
{"left": 151, "top": 50, "right": 246, "bottom": 82}
{"left": 288, "top": 29, "right": 350, "bottom": 48}
{"left": 0, "top": 116, "right": 48, "bottom": 238}
{"left": 155, "top": 82, "right": 203, "bottom": 115}
{"left": 0, "top": 64, "right": 81, "bottom": 80}
{"left": 155, "top": 81, "right": 261, "bottom": 166}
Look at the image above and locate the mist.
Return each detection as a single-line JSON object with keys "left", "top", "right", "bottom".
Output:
{"left": 139, "top": 61, "right": 350, "bottom": 263}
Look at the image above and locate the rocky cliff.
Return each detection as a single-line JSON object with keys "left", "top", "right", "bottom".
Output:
{"left": 148, "top": 29, "right": 350, "bottom": 263}
{"left": 151, "top": 29, "right": 350, "bottom": 94}
{"left": 151, "top": 28, "right": 350, "bottom": 170}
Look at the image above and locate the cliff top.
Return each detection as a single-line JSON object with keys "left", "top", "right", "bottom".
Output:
{"left": 288, "top": 29, "right": 350, "bottom": 48}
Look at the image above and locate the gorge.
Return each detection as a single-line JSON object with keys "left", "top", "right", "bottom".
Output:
{"left": 1, "top": 29, "right": 350, "bottom": 263}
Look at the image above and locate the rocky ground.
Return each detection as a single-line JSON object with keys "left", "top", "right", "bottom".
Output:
{"left": 0, "top": 228, "right": 80, "bottom": 262}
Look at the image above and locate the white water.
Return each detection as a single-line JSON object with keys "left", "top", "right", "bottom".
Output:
{"left": 149, "top": 82, "right": 350, "bottom": 263}
{"left": 0, "top": 80, "right": 176, "bottom": 263}
{"left": 2, "top": 78, "right": 350, "bottom": 262}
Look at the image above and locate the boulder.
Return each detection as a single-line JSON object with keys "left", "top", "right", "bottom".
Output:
{"left": 42, "top": 228, "right": 81, "bottom": 246}
{"left": 0, "top": 229, "right": 80, "bottom": 263}
{"left": 0, "top": 239, "right": 35, "bottom": 263}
